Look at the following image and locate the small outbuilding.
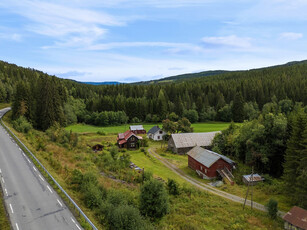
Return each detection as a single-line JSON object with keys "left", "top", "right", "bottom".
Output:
{"left": 242, "top": 174, "right": 264, "bottom": 185}
{"left": 92, "top": 144, "right": 104, "bottom": 152}
{"left": 187, "top": 146, "right": 236, "bottom": 180}
{"left": 147, "top": 126, "right": 166, "bottom": 141}
{"left": 117, "top": 130, "right": 142, "bottom": 149}
{"left": 283, "top": 206, "right": 307, "bottom": 230}
{"left": 130, "top": 125, "right": 146, "bottom": 134}
{"left": 168, "top": 131, "right": 220, "bottom": 155}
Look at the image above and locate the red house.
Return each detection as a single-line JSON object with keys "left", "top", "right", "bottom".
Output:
{"left": 130, "top": 125, "right": 146, "bottom": 134}
{"left": 187, "top": 146, "right": 235, "bottom": 179}
{"left": 117, "top": 130, "right": 142, "bottom": 149}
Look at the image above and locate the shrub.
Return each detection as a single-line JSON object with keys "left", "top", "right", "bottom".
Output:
{"left": 266, "top": 199, "right": 278, "bottom": 219}
{"left": 140, "top": 179, "right": 169, "bottom": 219}
{"left": 131, "top": 117, "right": 141, "bottom": 123}
{"left": 143, "top": 170, "right": 153, "bottom": 182}
{"left": 97, "top": 130, "right": 106, "bottom": 136}
{"left": 110, "top": 146, "right": 119, "bottom": 160}
{"left": 167, "top": 178, "right": 180, "bottom": 196}
{"left": 12, "top": 116, "right": 32, "bottom": 133}
{"left": 107, "top": 205, "right": 153, "bottom": 230}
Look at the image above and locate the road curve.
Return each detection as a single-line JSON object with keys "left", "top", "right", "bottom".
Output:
{"left": 0, "top": 108, "right": 82, "bottom": 230}
{"left": 148, "top": 148, "right": 286, "bottom": 217}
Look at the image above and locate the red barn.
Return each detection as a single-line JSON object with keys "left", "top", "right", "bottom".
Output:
{"left": 188, "top": 146, "right": 235, "bottom": 179}
{"left": 130, "top": 125, "right": 146, "bottom": 134}
{"left": 117, "top": 130, "right": 142, "bottom": 149}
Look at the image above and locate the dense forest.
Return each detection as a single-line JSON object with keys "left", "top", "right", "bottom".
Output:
{"left": 0, "top": 60, "right": 306, "bottom": 131}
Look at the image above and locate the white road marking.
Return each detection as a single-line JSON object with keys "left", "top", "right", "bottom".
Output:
{"left": 19, "top": 148, "right": 21, "bottom": 151}
{"left": 57, "top": 199, "right": 63, "bottom": 207}
{"left": 9, "top": 203, "right": 14, "bottom": 213}
{"left": 39, "top": 175, "right": 45, "bottom": 182}
{"left": 16, "top": 223, "right": 20, "bottom": 230}
{"left": 76, "top": 224, "right": 81, "bottom": 230}
{"left": 33, "top": 166, "right": 37, "bottom": 172}
{"left": 71, "top": 218, "right": 75, "bottom": 223}
{"left": 22, "top": 153, "right": 26, "bottom": 157}
{"left": 47, "top": 185, "right": 53, "bottom": 193}
{"left": 27, "top": 158, "right": 31, "bottom": 163}
{"left": 0, "top": 168, "right": 1, "bottom": 173}
{"left": 5, "top": 188, "right": 8, "bottom": 196}
{"left": 1, "top": 177, "right": 4, "bottom": 183}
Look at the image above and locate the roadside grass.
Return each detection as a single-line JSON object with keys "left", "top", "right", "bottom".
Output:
{"left": 0, "top": 103, "right": 10, "bottom": 110}
{"left": 65, "top": 122, "right": 232, "bottom": 134}
{"left": 0, "top": 189, "right": 11, "bottom": 230}
{"left": 153, "top": 146, "right": 292, "bottom": 212}
{"left": 2, "top": 113, "right": 283, "bottom": 229}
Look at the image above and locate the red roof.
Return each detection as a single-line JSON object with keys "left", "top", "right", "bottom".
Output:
{"left": 283, "top": 206, "right": 307, "bottom": 230}
{"left": 117, "top": 130, "right": 142, "bottom": 145}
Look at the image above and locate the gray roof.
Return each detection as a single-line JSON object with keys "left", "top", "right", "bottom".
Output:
{"left": 171, "top": 132, "right": 220, "bottom": 148}
{"left": 243, "top": 174, "right": 264, "bottom": 182}
{"left": 148, "top": 126, "right": 161, "bottom": 135}
{"left": 130, "top": 125, "right": 144, "bottom": 131}
{"left": 188, "top": 146, "right": 235, "bottom": 168}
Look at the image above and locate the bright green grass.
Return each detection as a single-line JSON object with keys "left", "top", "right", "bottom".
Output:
{"left": 66, "top": 122, "right": 231, "bottom": 134}
{"left": 0, "top": 103, "right": 10, "bottom": 110}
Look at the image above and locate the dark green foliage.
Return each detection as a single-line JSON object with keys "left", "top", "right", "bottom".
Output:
{"left": 183, "top": 109, "right": 199, "bottom": 123}
{"left": 140, "top": 179, "right": 169, "bottom": 219}
{"left": 110, "top": 145, "right": 119, "bottom": 160}
{"left": 167, "top": 178, "right": 180, "bottom": 196}
{"left": 266, "top": 199, "right": 278, "bottom": 219}
{"left": 143, "top": 170, "right": 153, "bottom": 182}
{"left": 12, "top": 116, "right": 33, "bottom": 133}
{"left": 46, "top": 124, "right": 79, "bottom": 148}
{"left": 232, "top": 92, "right": 244, "bottom": 122}
{"left": 283, "top": 109, "right": 307, "bottom": 208}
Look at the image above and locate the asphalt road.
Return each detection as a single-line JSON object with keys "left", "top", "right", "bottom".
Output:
{"left": 0, "top": 108, "right": 82, "bottom": 230}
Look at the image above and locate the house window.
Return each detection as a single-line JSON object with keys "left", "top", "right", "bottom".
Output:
{"left": 159, "top": 130, "right": 163, "bottom": 134}
{"left": 157, "top": 136, "right": 160, "bottom": 139}
{"left": 131, "top": 137, "right": 135, "bottom": 141}
{"left": 200, "top": 166, "right": 203, "bottom": 171}
{"left": 205, "top": 169, "right": 207, "bottom": 174}
{"left": 130, "top": 143, "right": 135, "bottom": 148}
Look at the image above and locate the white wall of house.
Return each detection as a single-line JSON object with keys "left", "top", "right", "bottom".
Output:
{"left": 148, "top": 130, "right": 166, "bottom": 141}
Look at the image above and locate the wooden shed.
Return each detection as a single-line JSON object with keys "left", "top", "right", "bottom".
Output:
{"left": 187, "top": 146, "right": 235, "bottom": 179}
{"left": 168, "top": 132, "right": 220, "bottom": 155}
{"left": 130, "top": 125, "right": 146, "bottom": 134}
{"left": 117, "top": 130, "right": 142, "bottom": 149}
{"left": 242, "top": 174, "right": 264, "bottom": 185}
{"left": 283, "top": 206, "right": 307, "bottom": 230}
{"left": 92, "top": 144, "right": 104, "bottom": 152}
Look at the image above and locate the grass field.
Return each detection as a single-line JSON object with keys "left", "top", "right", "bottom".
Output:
{"left": 65, "top": 122, "right": 232, "bottom": 134}
{"left": 0, "top": 189, "right": 10, "bottom": 230}
{"left": 0, "top": 103, "right": 10, "bottom": 110}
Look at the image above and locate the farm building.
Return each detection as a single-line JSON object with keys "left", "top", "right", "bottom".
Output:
{"left": 168, "top": 131, "right": 220, "bottom": 155}
{"left": 130, "top": 125, "right": 146, "bottom": 134}
{"left": 117, "top": 130, "right": 142, "bottom": 149}
{"left": 147, "top": 126, "right": 166, "bottom": 141}
{"left": 242, "top": 174, "right": 264, "bottom": 185}
{"left": 187, "top": 146, "right": 236, "bottom": 180}
{"left": 283, "top": 206, "right": 307, "bottom": 230}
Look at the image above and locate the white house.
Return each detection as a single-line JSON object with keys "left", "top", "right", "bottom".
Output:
{"left": 147, "top": 126, "right": 166, "bottom": 141}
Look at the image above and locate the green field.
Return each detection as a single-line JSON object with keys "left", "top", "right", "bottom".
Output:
{"left": 0, "top": 103, "right": 10, "bottom": 110}
{"left": 65, "top": 122, "right": 232, "bottom": 134}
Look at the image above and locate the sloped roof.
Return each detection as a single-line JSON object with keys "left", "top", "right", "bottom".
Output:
{"left": 188, "top": 146, "right": 235, "bottom": 168}
{"left": 130, "top": 125, "right": 145, "bottom": 131}
{"left": 148, "top": 126, "right": 160, "bottom": 135}
{"left": 283, "top": 206, "right": 307, "bottom": 229}
{"left": 243, "top": 174, "right": 264, "bottom": 182}
{"left": 117, "top": 130, "right": 142, "bottom": 144}
{"left": 171, "top": 132, "right": 220, "bottom": 148}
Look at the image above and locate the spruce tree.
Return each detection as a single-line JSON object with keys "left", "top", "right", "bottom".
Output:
{"left": 232, "top": 92, "right": 244, "bottom": 122}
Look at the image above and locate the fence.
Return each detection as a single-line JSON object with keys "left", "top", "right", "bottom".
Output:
{"left": 0, "top": 108, "right": 98, "bottom": 230}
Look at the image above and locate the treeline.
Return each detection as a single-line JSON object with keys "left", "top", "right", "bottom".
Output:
{"left": 0, "top": 60, "right": 306, "bottom": 130}
{"left": 212, "top": 107, "right": 307, "bottom": 208}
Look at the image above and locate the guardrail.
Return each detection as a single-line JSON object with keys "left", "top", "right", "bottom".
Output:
{"left": 0, "top": 108, "right": 98, "bottom": 230}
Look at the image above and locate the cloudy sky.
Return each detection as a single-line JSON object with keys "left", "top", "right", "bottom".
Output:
{"left": 0, "top": 0, "right": 306, "bottom": 82}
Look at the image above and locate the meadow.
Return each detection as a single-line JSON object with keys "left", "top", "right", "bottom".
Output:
{"left": 0, "top": 103, "right": 10, "bottom": 110}
{"left": 0, "top": 189, "right": 10, "bottom": 230}
{"left": 65, "top": 122, "right": 232, "bottom": 134}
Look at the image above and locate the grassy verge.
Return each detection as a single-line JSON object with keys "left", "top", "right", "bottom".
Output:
{"left": 65, "top": 122, "right": 232, "bottom": 134}
{"left": 0, "top": 103, "right": 10, "bottom": 110}
{"left": 0, "top": 188, "right": 11, "bottom": 230}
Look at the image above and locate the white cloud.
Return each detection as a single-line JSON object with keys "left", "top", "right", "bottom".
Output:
{"left": 280, "top": 32, "right": 303, "bottom": 40}
{"left": 202, "top": 35, "right": 252, "bottom": 49}
{"left": 0, "top": 33, "right": 22, "bottom": 42}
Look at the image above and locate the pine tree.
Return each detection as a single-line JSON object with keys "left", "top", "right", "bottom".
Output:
{"left": 232, "top": 92, "right": 244, "bottom": 122}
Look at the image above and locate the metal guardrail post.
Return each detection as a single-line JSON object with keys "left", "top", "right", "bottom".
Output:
{"left": 0, "top": 108, "right": 98, "bottom": 230}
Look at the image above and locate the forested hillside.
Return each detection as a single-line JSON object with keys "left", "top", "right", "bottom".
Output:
{"left": 0, "top": 59, "right": 306, "bottom": 131}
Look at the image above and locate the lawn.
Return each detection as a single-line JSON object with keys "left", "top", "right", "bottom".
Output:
{"left": 65, "top": 122, "right": 232, "bottom": 134}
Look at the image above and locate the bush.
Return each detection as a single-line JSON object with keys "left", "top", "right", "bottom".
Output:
{"left": 12, "top": 116, "right": 32, "bottom": 133}
{"left": 140, "top": 179, "right": 169, "bottom": 219}
{"left": 266, "top": 199, "right": 278, "bottom": 219}
{"left": 131, "top": 117, "right": 141, "bottom": 123}
{"left": 107, "top": 205, "right": 153, "bottom": 230}
{"left": 110, "top": 146, "right": 119, "bottom": 160}
{"left": 167, "top": 178, "right": 180, "bottom": 196}
{"left": 97, "top": 130, "right": 106, "bottom": 136}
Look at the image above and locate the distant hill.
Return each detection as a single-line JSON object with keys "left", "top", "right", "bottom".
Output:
{"left": 81, "top": 81, "right": 121, "bottom": 85}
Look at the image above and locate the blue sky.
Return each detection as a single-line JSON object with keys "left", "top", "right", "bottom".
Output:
{"left": 0, "top": 0, "right": 306, "bottom": 82}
